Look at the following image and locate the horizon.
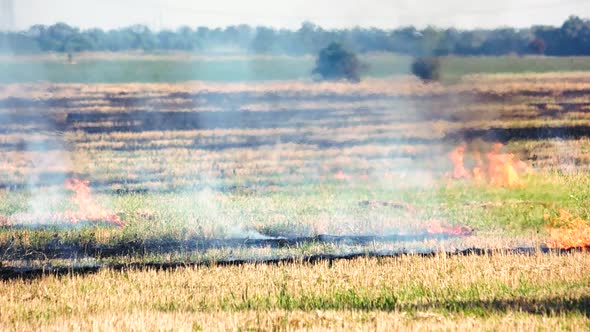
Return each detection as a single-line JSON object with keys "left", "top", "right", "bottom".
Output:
{"left": 6, "top": 0, "right": 590, "bottom": 31}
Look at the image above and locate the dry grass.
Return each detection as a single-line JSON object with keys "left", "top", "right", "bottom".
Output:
{"left": 2, "top": 73, "right": 590, "bottom": 330}
{"left": 10, "top": 310, "right": 589, "bottom": 332}
{"left": 2, "top": 254, "right": 589, "bottom": 331}
{"left": 3, "top": 71, "right": 590, "bottom": 99}
{"left": 1, "top": 74, "right": 590, "bottom": 191}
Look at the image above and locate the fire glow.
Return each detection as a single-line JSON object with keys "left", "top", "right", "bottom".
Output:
{"left": 334, "top": 171, "right": 351, "bottom": 181}
{"left": 546, "top": 209, "right": 590, "bottom": 249}
{"left": 63, "top": 178, "right": 124, "bottom": 227}
{"left": 449, "top": 142, "right": 531, "bottom": 187}
{"left": 427, "top": 220, "right": 474, "bottom": 236}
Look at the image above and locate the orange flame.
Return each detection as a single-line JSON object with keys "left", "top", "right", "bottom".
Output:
{"left": 450, "top": 143, "right": 528, "bottom": 188}
{"left": 472, "top": 151, "right": 484, "bottom": 184}
{"left": 427, "top": 220, "right": 474, "bottom": 236}
{"left": 486, "top": 143, "right": 522, "bottom": 188}
{"left": 64, "top": 178, "right": 124, "bottom": 227}
{"left": 334, "top": 171, "right": 351, "bottom": 181}
{"left": 546, "top": 210, "right": 590, "bottom": 249}
{"left": 449, "top": 144, "right": 471, "bottom": 179}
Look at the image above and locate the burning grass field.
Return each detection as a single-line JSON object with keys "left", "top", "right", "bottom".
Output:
{"left": 1, "top": 72, "right": 590, "bottom": 330}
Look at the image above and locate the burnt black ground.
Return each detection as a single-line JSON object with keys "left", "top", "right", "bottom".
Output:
{"left": 0, "top": 233, "right": 469, "bottom": 260}
{"left": 1, "top": 247, "right": 586, "bottom": 281}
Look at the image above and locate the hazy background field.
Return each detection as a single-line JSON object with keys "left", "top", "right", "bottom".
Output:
{"left": 3, "top": 53, "right": 590, "bottom": 83}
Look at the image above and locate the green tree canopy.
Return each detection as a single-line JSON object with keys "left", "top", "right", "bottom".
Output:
{"left": 312, "top": 42, "right": 364, "bottom": 82}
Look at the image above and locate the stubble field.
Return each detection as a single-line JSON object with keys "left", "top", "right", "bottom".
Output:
{"left": 1, "top": 72, "right": 590, "bottom": 330}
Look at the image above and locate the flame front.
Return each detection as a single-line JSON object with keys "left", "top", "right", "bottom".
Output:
{"left": 64, "top": 178, "right": 124, "bottom": 227}
{"left": 427, "top": 220, "right": 473, "bottom": 236}
{"left": 334, "top": 171, "right": 351, "bottom": 181}
{"left": 472, "top": 151, "right": 484, "bottom": 184}
{"left": 546, "top": 209, "right": 590, "bottom": 249}
{"left": 486, "top": 143, "right": 522, "bottom": 187}
{"left": 450, "top": 142, "right": 527, "bottom": 188}
{"left": 449, "top": 144, "right": 471, "bottom": 179}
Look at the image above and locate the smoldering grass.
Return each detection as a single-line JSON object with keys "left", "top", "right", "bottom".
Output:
{"left": 0, "top": 171, "right": 586, "bottom": 258}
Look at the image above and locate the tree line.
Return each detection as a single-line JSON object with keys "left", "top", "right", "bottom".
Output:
{"left": 0, "top": 16, "right": 589, "bottom": 56}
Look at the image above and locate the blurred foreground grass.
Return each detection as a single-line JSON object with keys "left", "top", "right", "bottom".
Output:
{"left": 2, "top": 254, "right": 589, "bottom": 331}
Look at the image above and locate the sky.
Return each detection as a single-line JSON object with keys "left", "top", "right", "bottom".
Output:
{"left": 8, "top": 0, "right": 590, "bottom": 31}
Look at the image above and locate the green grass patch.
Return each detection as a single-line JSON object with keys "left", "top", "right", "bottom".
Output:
{"left": 2, "top": 54, "right": 590, "bottom": 83}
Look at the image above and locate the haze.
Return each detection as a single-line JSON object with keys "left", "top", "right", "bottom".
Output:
{"left": 12, "top": 0, "right": 590, "bottom": 30}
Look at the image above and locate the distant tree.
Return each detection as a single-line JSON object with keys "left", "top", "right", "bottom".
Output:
{"left": 85, "top": 28, "right": 107, "bottom": 51}
{"left": 0, "top": 32, "right": 39, "bottom": 53}
{"left": 312, "top": 42, "right": 364, "bottom": 82}
{"left": 64, "top": 34, "right": 93, "bottom": 53}
{"left": 33, "top": 23, "right": 76, "bottom": 51}
{"left": 296, "top": 22, "right": 320, "bottom": 54}
{"left": 411, "top": 57, "right": 441, "bottom": 82}
{"left": 158, "top": 30, "right": 181, "bottom": 50}
{"left": 419, "top": 26, "right": 443, "bottom": 56}
{"left": 535, "top": 16, "right": 590, "bottom": 55}
{"left": 387, "top": 27, "right": 415, "bottom": 54}
{"left": 528, "top": 38, "right": 546, "bottom": 55}
{"left": 126, "top": 25, "right": 157, "bottom": 51}
{"left": 452, "top": 30, "right": 486, "bottom": 55}
{"left": 560, "top": 16, "right": 590, "bottom": 55}
{"left": 3, "top": 17, "right": 590, "bottom": 56}
{"left": 480, "top": 28, "right": 529, "bottom": 55}
{"left": 251, "top": 27, "right": 277, "bottom": 53}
